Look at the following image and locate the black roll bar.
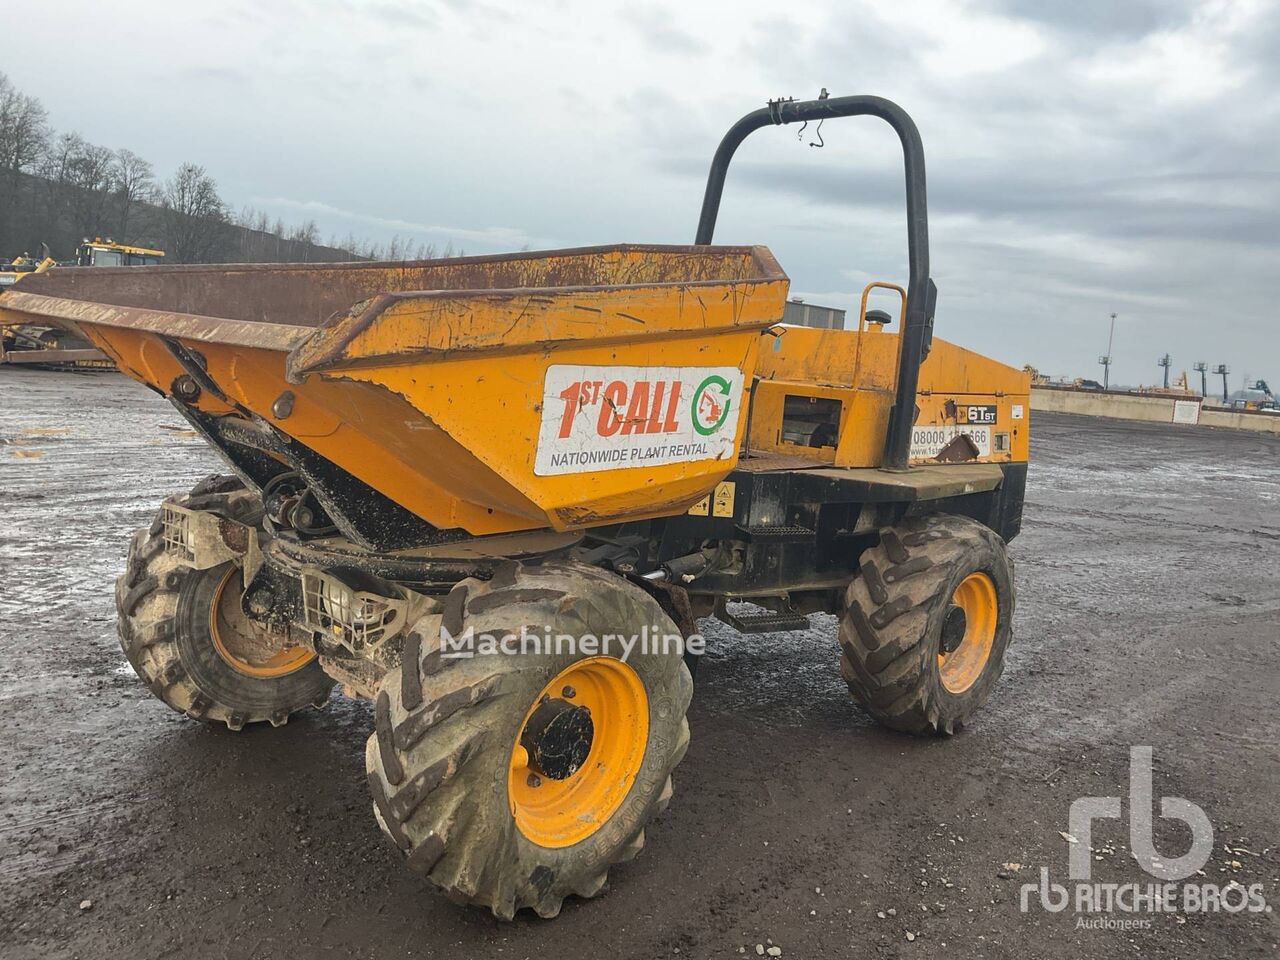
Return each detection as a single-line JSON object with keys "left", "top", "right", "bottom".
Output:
{"left": 694, "top": 95, "right": 936, "bottom": 470}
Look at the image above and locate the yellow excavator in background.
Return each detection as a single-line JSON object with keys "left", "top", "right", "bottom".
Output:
{"left": 1, "top": 239, "right": 165, "bottom": 367}
{"left": 73, "top": 237, "right": 166, "bottom": 267}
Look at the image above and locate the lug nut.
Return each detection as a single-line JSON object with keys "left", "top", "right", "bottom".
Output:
{"left": 561, "top": 685, "right": 576, "bottom": 699}
{"left": 526, "top": 773, "right": 542, "bottom": 788}
{"left": 172, "top": 374, "right": 200, "bottom": 402}
{"left": 271, "top": 390, "right": 295, "bottom": 419}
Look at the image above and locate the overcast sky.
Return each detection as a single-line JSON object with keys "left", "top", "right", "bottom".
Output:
{"left": 8, "top": 0, "right": 1279, "bottom": 387}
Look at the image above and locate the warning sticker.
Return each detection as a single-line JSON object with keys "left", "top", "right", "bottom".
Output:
{"left": 535, "top": 364, "right": 745, "bottom": 476}
{"left": 909, "top": 425, "right": 992, "bottom": 460}
{"left": 688, "top": 480, "right": 737, "bottom": 517}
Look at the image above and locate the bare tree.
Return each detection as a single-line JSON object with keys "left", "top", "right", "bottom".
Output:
{"left": 289, "top": 219, "right": 320, "bottom": 261}
{"left": 0, "top": 73, "right": 47, "bottom": 174}
{"left": 36, "top": 132, "right": 84, "bottom": 234}
{"left": 230, "top": 205, "right": 264, "bottom": 261}
{"left": 112, "top": 148, "right": 153, "bottom": 239}
{"left": 251, "top": 208, "right": 271, "bottom": 260}
{"left": 66, "top": 140, "right": 116, "bottom": 238}
{"left": 0, "top": 72, "right": 49, "bottom": 213}
{"left": 0, "top": 72, "right": 406, "bottom": 263}
{"left": 34, "top": 133, "right": 118, "bottom": 241}
{"left": 159, "top": 162, "right": 227, "bottom": 263}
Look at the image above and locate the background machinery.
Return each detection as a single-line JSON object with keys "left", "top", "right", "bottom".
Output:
{"left": 73, "top": 237, "right": 166, "bottom": 267}
{"left": 0, "top": 239, "right": 163, "bottom": 366}
{"left": 0, "top": 95, "right": 1029, "bottom": 919}
{"left": 1228, "top": 379, "right": 1277, "bottom": 411}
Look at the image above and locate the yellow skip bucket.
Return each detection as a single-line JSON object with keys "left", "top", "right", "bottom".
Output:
{"left": 0, "top": 244, "right": 789, "bottom": 534}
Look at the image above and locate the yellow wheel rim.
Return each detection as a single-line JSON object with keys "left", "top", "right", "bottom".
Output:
{"left": 210, "top": 568, "right": 316, "bottom": 678}
{"left": 937, "top": 572, "right": 998, "bottom": 694}
{"left": 508, "top": 656, "right": 649, "bottom": 849}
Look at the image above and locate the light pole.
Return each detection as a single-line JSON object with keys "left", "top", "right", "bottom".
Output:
{"left": 1193, "top": 361, "right": 1208, "bottom": 397}
{"left": 1099, "top": 312, "right": 1116, "bottom": 390}
{"left": 1214, "top": 364, "right": 1230, "bottom": 403}
{"left": 1158, "top": 354, "right": 1172, "bottom": 389}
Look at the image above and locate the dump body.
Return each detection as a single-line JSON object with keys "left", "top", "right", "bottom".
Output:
{"left": 0, "top": 245, "right": 789, "bottom": 535}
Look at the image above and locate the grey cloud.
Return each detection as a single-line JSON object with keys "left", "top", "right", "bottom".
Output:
{"left": 625, "top": 7, "right": 707, "bottom": 55}
{"left": 364, "top": 2, "right": 438, "bottom": 31}
{"left": 177, "top": 66, "right": 251, "bottom": 86}
{"left": 983, "top": 0, "right": 1198, "bottom": 40}
{"left": 716, "top": 161, "right": 1278, "bottom": 248}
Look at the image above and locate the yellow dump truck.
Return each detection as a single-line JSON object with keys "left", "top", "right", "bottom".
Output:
{"left": 0, "top": 95, "right": 1029, "bottom": 919}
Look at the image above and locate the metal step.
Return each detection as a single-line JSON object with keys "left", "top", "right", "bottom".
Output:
{"left": 716, "top": 604, "right": 811, "bottom": 635}
{"left": 734, "top": 523, "right": 816, "bottom": 542}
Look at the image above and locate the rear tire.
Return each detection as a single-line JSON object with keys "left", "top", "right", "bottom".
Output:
{"left": 839, "top": 513, "right": 1014, "bottom": 735}
{"left": 116, "top": 475, "right": 333, "bottom": 730}
{"left": 366, "top": 559, "right": 693, "bottom": 919}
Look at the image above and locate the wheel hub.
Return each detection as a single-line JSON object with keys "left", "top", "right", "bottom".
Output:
{"left": 210, "top": 567, "right": 316, "bottom": 678}
{"left": 936, "top": 571, "right": 998, "bottom": 694}
{"left": 940, "top": 605, "right": 967, "bottom": 654}
{"left": 520, "top": 697, "right": 594, "bottom": 781}
{"left": 507, "top": 656, "right": 649, "bottom": 848}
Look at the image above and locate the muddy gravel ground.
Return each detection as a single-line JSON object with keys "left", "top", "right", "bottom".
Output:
{"left": 1, "top": 367, "right": 1277, "bottom": 959}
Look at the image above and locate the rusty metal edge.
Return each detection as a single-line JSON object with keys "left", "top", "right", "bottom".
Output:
{"left": 0, "top": 291, "right": 312, "bottom": 353}
{"left": 0, "top": 347, "right": 109, "bottom": 364}
{"left": 4, "top": 242, "right": 776, "bottom": 279}
{"left": 287, "top": 245, "right": 787, "bottom": 378}
{"left": 286, "top": 288, "right": 785, "bottom": 379}
{"left": 287, "top": 322, "right": 783, "bottom": 384}
{"left": 1, "top": 243, "right": 789, "bottom": 374}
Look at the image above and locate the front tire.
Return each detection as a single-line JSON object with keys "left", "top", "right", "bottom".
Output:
{"left": 839, "top": 513, "right": 1014, "bottom": 735}
{"left": 366, "top": 559, "right": 693, "bottom": 919}
{"left": 116, "top": 475, "right": 333, "bottom": 730}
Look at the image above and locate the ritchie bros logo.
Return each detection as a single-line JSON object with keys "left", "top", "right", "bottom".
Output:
{"left": 1022, "top": 747, "right": 1269, "bottom": 928}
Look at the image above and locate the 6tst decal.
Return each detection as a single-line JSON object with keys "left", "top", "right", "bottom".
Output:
{"left": 536, "top": 365, "right": 745, "bottom": 476}
{"left": 958, "top": 404, "right": 998, "bottom": 425}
